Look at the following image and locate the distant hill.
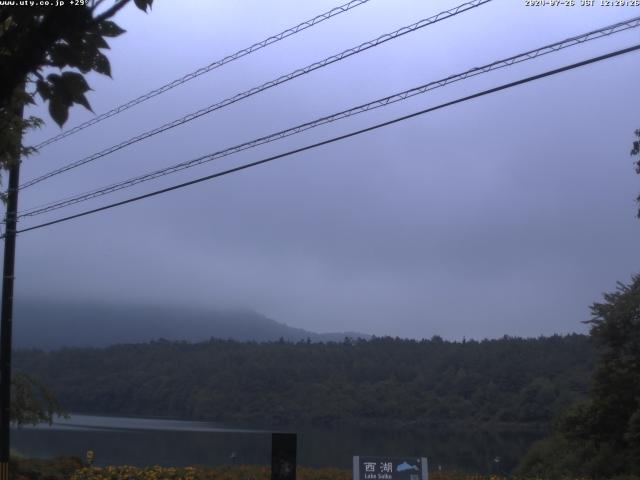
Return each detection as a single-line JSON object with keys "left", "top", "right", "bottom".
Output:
{"left": 13, "top": 299, "right": 368, "bottom": 349}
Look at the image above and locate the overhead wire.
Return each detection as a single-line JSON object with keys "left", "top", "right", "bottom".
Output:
{"left": 33, "top": 0, "right": 375, "bottom": 150}
{"left": 20, "top": 0, "right": 493, "bottom": 190}
{"left": 12, "top": 43, "right": 640, "bottom": 236}
{"left": 18, "top": 15, "right": 640, "bottom": 219}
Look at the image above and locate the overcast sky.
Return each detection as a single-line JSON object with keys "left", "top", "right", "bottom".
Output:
{"left": 8, "top": 0, "right": 640, "bottom": 339}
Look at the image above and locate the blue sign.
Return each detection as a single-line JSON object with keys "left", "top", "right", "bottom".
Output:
{"left": 353, "top": 456, "right": 428, "bottom": 480}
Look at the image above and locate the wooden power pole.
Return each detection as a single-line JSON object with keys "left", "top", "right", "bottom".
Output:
{"left": 0, "top": 101, "right": 23, "bottom": 480}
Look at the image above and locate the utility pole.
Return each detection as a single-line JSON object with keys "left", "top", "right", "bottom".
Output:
{"left": 0, "top": 101, "right": 23, "bottom": 480}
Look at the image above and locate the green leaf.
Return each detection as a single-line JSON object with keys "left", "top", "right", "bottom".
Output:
{"left": 93, "top": 51, "right": 111, "bottom": 77}
{"left": 45, "top": 72, "right": 93, "bottom": 119}
{"left": 36, "top": 79, "right": 52, "bottom": 101}
{"left": 98, "top": 20, "right": 126, "bottom": 37}
{"left": 46, "top": 73, "right": 72, "bottom": 105}
{"left": 48, "top": 44, "right": 75, "bottom": 68}
{"left": 49, "top": 98, "right": 69, "bottom": 127}
{"left": 133, "top": 0, "right": 153, "bottom": 12}
{"left": 60, "top": 71, "right": 93, "bottom": 111}
{"left": 72, "top": 45, "right": 95, "bottom": 73}
{"left": 60, "top": 71, "right": 90, "bottom": 93}
{"left": 76, "top": 93, "right": 92, "bottom": 112}
{"left": 88, "top": 32, "right": 110, "bottom": 50}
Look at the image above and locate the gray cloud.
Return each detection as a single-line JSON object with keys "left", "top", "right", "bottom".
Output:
{"left": 9, "top": 0, "right": 640, "bottom": 340}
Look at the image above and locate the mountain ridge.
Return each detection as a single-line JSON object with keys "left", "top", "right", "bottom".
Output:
{"left": 13, "top": 298, "right": 369, "bottom": 350}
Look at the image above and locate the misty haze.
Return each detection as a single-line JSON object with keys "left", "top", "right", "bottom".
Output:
{"left": 1, "top": 0, "right": 639, "bottom": 479}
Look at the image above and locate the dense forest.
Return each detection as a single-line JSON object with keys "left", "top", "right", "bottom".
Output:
{"left": 15, "top": 334, "right": 594, "bottom": 429}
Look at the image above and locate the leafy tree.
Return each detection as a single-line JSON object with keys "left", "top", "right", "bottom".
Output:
{"left": 0, "top": 0, "right": 153, "bottom": 170}
{"left": 585, "top": 275, "right": 640, "bottom": 436}
{"left": 518, "top": 276, "right": 640, "bottom": 478}
{"left": 517, "top": 131, "right": 640, "bottom": 479}
{"left": 10, "top": 372, "right": 66, "bottom": 426}
{"left": 568, "top": 274, "right": 640, "bottom": 476}
{"left": 634, "top": 128, "right": 640, "bottom": 217}
{"left": 0, "top": 0, "right": 153, "bottom": 425}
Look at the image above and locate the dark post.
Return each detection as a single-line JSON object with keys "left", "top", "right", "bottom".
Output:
{"left": 271, "top": 433, "right": 297, "bottom": 480}
{"left": 0, "top": 108, "right": 22, "bottom": 480}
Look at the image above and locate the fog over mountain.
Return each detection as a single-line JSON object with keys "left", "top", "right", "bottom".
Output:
{"left": 13, "top": 1, "right": 639, "bottom": 340}
{"left": 13, "top": 299, "right": 368, "bottom": 350}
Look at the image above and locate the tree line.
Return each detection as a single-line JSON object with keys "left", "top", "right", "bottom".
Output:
{"left": 15, "top": 334, "right": 594, "bottom": 430}
{"left": 517, "top": 274, "right": 640, "bottom": 478}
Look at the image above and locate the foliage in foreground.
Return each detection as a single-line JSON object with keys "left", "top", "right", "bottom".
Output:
{"left": 1, "top": 0, "right": 153, "bottom": 194}
{"left": 10, "top": 456, "right": 82, "bottom": 480}
{"left": 32, "top": 463, "right": 584, "bottom": 480}
{"left": 517, "top": 275, "right": 640, "bottom": 479}
{"left": 11, "top": 372, "right": 66, "bottom": 426}
{"left": 10, "top": 457, "right": 640, "bottom": 480}
{"left": 0, "top": 0, "right": 152, "bottom": 126}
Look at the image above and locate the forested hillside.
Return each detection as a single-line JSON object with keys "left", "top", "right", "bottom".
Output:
{"left": 15, "top": 335, "right": 594, "bottom": 429}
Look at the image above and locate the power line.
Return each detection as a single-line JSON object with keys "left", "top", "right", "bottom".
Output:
{"left": 18, "top": 15, "right": 640, "bottom": 219}
{"left": 20, "top": 0, "right": 493, "bottom": 190}
{"left": 12, "top": 43, "right": 640, "bottom": 237}
{"left": 33, "top": 0, "right": 374, "bottom": 150}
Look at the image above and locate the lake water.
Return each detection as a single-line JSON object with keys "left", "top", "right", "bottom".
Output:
{"left": 12, "top": 414, "right": 543, "bottom": 474}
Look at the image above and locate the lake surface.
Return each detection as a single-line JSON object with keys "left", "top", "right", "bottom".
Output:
{"left": 13, "top": 414, "right": 543, "bottom": 474}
